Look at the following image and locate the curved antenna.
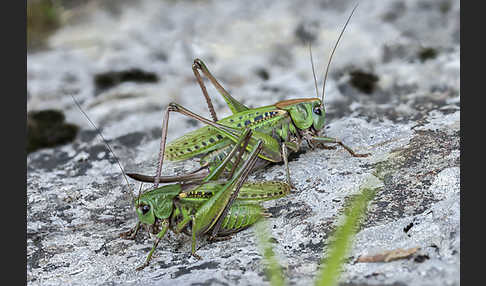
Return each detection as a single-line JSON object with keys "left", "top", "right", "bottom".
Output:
{"left": 308, "top": 43, "right": 320, "bottom": 99}
{"left": 70, "top": 94, "right": 132, "bottom": 190}
{"left": 137, "top": 182, "right": 143, "bottom": 206}
{"left": 321, "top": 2, "right": 359, "bottom": 103}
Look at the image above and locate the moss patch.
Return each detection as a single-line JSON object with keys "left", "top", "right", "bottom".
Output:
{"left": 27, "top": 109, "right": 79, "bottom": 153}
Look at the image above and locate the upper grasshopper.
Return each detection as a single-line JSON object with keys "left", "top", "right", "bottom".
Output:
{"left": 127, "top": 4, "right": 369, "bottom": 188}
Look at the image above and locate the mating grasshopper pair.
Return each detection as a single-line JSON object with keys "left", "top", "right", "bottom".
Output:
{"left": 126, "top": 4, "right": 369, "bottom": 190}
{"left": 73, "top": 95, "right": 290, "bottom": 271}
{"left": 74, "top": 4, "right": 369, "bottom": 271}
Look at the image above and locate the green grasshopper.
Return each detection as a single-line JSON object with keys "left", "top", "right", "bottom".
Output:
{"left": 121, "top": 129, "right": 290, "bottom": 270}
{"left": 126, "top": 4, "right": 369, "bottom": 188}
{"left": 71, "top": 96, "right": 290, "bottom": 271}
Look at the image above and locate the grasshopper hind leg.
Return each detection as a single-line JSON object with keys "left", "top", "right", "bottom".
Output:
{"left": 136, "top": 219, "right": 170, "bottom": 271}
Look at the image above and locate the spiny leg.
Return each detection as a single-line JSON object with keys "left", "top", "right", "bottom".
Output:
{"left": 281, "top": 142, "right": 292, "bottom": 188}
{"left": 154, "top": 105, "right": 171, "bottom": 188}
{"left": 281, "top": 141, "right": 298, "bottom": 189}
{"left": 226, "top": 130, "right": 252, "bottom": 179}
{"left": 192, "top": 61, "right": 218, "bottom": 122}
{"left": 136, "top": 219, "right": 169, "bottom": 271}
{"left": 191, "top": 215, "right": 202, "bottom": 259}
{"left": 193, "top": 59, "right": 249, "bottom": 114}
{"left": 312, "top": 136, "right": 370, "bottom": 157}
{"left": 203, "top": 129, "right": 253, "bottom": 182}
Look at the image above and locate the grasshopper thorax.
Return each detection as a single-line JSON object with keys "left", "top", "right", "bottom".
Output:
{"left": 275, "top": 98, "right": 326, "bottom": 134}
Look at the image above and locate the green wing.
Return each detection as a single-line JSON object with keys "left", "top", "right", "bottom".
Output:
{"left": 165, "top": 105, "right": 288, "bottom": 162}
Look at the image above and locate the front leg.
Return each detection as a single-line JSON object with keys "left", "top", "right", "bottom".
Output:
{"left": 191, "top": 215, "right": 202, "bottom": 260}
{"left": 311, "top": 136, "right": 370, "bottom": 157}
{"left": 281, "top": 142, "right": 299, "bottom": 189}
{"left": 136, "top": 219, "right": 169, "bottom": 271}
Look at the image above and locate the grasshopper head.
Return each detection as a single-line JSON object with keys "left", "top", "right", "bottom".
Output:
{"left": 311, "top": 100, "right": 326, "bottom": 132}
{"left": 136, "top": 200, "right": 157, "bottom": 225}
{"left": 277, "top": 98, "right": 326, "bottom": 132}
{"left": 135, "top": 184, "right": 181, "bottom": 226}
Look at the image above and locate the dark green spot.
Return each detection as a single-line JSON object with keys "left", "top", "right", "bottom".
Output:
{"left": 187, "top": 148, "right": 191, "bottom": 152}
{"left": 254, "top": 115, "right": 263, "bottom": 121}
{"left": 216, "top": 134, "right": 223, "bottom": 140}
{"left": 237, "top": 123, "right": 242, "bottom": 127}
{"left": 244, "top": 120, "right": 251, "bottom": 126}
{"left": 418, "top": 47, "right": 437, "bottom": 62}
{"left": 202, "top": 141, "right": 207, "bottom": 146}
{"left": 27, "top": 109, "right": 79, "bottom": 153}
{"left": 209, "top": 138, "right": 215, "bottom": 143}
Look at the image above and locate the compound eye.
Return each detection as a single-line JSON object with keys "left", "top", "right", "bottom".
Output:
{"left": 313, "top": 106, "right": 322, "bottom": 116}
{"left": 140, "top": 204, "right": 150, "bottom": 215}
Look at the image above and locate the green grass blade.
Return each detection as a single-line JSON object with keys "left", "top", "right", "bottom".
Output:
{"left": 254, "top": 219, "right": 285, "bottom": 286}
{"left": 314, "top": 188, "right": 376, "bottom": 286}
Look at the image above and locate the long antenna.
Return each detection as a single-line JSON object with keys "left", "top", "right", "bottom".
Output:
{"left": 137, "top": 182, "right": 143, "bottom": 205}
{"left": 70, "top": 94, "right": 131, "bottom": 189}
{"left": 309, "top": 43, "right": 320, "bottom": 99}
{"left": 321, "top": 2, "right": 359, "bottom": 103}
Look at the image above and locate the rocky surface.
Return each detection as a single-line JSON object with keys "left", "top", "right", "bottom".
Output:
{"left": 27, "top": 0, "right": 460, "bottom": 285}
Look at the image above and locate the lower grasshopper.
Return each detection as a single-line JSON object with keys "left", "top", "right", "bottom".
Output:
{"left": 126, "top": 4, "right": 369, "bottom": 189}
{"left": 121, "top": 129, "right": 290, "bottom": 270}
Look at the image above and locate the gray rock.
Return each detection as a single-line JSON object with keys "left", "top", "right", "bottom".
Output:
{"left": 27, "top": 0, "right": 459, "bottom": 285}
